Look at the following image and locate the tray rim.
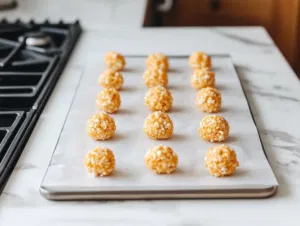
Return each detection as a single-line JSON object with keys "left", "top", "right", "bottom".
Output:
{"left": 40, "top": 185, "right": 277, "bottom": 200}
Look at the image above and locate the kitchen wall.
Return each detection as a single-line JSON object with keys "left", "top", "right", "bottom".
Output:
{"left": 144, "top": 0, "right": 300, "bottom": 76}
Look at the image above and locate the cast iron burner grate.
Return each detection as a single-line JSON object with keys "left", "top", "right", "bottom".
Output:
{"left": 0, "top": 19, "right": 82, "bottom": 191}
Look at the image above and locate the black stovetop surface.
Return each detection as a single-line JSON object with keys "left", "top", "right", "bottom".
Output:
{"left": 0, "top": 19, "right": 81, "bottom": 192}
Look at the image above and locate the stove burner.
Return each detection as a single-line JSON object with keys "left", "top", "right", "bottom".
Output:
{"left": 19, "top": 32, "right": 52, "bottom": 47}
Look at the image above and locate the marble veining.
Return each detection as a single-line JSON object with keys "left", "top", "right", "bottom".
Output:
{"left": 236, "top": 65, "right": 300, "bottom": 103}
{"left": 213, "top": 28, "right": 275, "bottom": 47}
{"left": 251, "top": 91, "right": 300, "bottom": 102}
{"left": 266, "top": 129, "right": 300, "bottom": 164}
{"left": 235, "top": 65, "right": 276, "bottom": 76}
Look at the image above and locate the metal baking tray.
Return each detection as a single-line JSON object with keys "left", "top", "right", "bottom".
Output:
{"left": 40, "top": 54, "right": 278, "bottom": 200}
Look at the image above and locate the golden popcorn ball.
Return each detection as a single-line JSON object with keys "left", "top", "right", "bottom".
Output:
{"left": 145, "top": 145, "right": 178, "bottom": 174}
{"left": 143, "top": 68, "right": 168, "bottom": 88}
{"left": 195, "top": 87, "right": 222, "bottom": 113}
{"left": 144, "top": 111, "right": 174, "bottom": 140}
{"left": 191, "top": 68, "right": 215, "bottom": 90}
{"left": 98, "top": 69, "right": 124, "bottom": 90}
{"left": 144, "top": 86, "right": 173, "bottom": 112}
{"left": 96, "top": 88, "right": 121, "bottom": 113}
{"left": 205, "top": 144, "right": 239, "bottom": 177}
{"left": 87, "top": 113, "right": 116, "bottom": 140}
{"left": 146, "top": 53, "right": 169, "bottom": 72}
{"left": 104, "top": 51, "right": 126, "bottom": 71}
{"left": 198, "top": 115, "right": 230, "bottom": 142}
{"left": 189, "top": 51, "right": 212, "bottom": 70}
{"left": 84, "top": 146, "right": 116, "bottom": 177}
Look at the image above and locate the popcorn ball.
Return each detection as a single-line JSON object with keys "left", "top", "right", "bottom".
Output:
{"left": 195, "top": 87, "right": 222, "bottom": 113}
{"left": 190, "top": 67, "right": 215, "bottom": 90}
{"left": 104, "top": 51, "right": 126, "bottom": 71}
{"left": 143, "top": 68, "right": 168, "bottom": 88}
{"left": 205, "top": 144, "right": 239, "bottom": 177}
{"left": 96, "top": 88, "right": 121, "bottom": 113}
{"left": 144, "top": 111, "right": 173, "bottom": 139}
{"left": 146, "top": 53, "right": 169, "bottom": 72}
{"left": 145, "top": 145, "right": 178, "bottom": 174}
{"left": 87, "top": 113, "right": 116, "bottom": 140}
{"left": 98, "top": 69, "right": 124, "bottom": 90}
{"left": 189, "top": 52, "right": 211, "bottom": 70}
{"left": 198, "top": 115, "right": 229, "bottom": 142}
{"left": 84, "top": 146, "right": 116, "bottom": 176}
{"left": 144, "top": 86, "right": 173, "bottom": 112}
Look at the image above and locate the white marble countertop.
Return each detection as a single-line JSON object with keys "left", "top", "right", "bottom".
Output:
{"left": 1, "top": 1, "right": 300, "bottom": 225}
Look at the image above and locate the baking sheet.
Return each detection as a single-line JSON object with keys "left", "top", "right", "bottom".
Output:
{"left": 40, "top": 54, "right": 278, "bottom": 199}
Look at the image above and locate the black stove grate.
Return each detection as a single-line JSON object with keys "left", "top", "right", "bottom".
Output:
{"left": 0, "top": 111, "right": 25, "bottom": 153}
{"left": 0, "top": 19, "right": 82, "bottom": 191}
{"left": 0, "top": 56, "right": 58, "bottom": 109}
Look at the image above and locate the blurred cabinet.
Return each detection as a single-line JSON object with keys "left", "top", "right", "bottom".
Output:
{"left": 145, "top": 0, "right": 300, "bottom": 73}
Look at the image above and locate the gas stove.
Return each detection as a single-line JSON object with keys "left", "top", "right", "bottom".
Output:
{"left": 0, "top": 19, "right": 81, "bottom": 191}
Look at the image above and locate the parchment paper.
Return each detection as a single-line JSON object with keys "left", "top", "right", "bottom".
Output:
{"left": 41, "top": 54, "right": 277, "bottom": 193}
